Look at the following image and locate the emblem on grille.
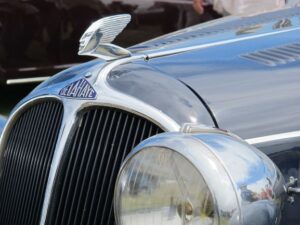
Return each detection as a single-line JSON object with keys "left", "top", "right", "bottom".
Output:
{"left": 59, "top": 78, "right": 97, "bottom": 99}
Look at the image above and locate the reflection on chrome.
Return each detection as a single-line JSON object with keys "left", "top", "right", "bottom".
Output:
{"left": 78, "top": 14, "right": 132, "bottom": 60}
{"left": 115, "top": 130, "right": 287, "bottom": 225}
{"left": 116, "top": 148, "right": 215, "bottom": 225}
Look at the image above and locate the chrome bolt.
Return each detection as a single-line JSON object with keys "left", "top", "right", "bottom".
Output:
{"left": 85, "top": 72, "right": 92, "bottom": 78}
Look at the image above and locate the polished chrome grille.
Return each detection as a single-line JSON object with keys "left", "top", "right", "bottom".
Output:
{"left": 0, "top": 100, "right": 63, "bottom": 225}
{"left": 47, "top": 107, "right": 163, "bottom": 225}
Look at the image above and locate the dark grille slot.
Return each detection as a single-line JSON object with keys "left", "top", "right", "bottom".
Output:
{"left": 0, "top": 101, "right": 63, "bottom": 225}
{"left": 48, "top": 107, "right": 163, "bottom": 225}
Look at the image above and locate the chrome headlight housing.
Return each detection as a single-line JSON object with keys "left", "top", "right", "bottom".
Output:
{"left": 114, "top": 131, "right": 286, "bottom": 225}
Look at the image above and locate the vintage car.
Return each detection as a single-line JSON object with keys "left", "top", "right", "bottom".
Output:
{"left": 0, "top": 5, "right": 300, "bottom": 225}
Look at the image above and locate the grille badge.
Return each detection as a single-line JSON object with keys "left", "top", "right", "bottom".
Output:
{"left": 59, "top": 78, "right": 97, "bottom": 99}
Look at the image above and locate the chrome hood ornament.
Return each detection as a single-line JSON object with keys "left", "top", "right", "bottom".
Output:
{"left": 78, "top": 14, "right": 132, "bottom": 61}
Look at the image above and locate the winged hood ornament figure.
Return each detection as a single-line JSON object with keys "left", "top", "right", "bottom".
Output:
{"left": 78, "top": 14, "right": 132, "bottom": 61}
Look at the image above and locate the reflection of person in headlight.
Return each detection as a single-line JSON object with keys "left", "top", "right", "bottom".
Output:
{"left": 240, "top": 185, "right": 259, "bottom": 203}
{"left": 229, "top": 200, "right": 277, "bottom": 225}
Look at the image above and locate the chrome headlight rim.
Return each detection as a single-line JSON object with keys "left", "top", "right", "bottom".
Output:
{"left": 114, "top": 143, "right": 220, "bottom": 225}
{"left": 114, "top": 131, "right": 286, "bottom": 225}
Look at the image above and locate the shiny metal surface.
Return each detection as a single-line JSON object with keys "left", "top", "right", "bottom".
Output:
{"left": 287, "top": 177, "right": 300, "bottom": 196}
{"left": 264, "top": 141, "right": 300, "bottom": 225}
{"left": 0, "top": 96, "right": 61, "bottom": 159}
{"left": 246, "top": 131, "right": 300, "bottom": 145}
{"left": 0, "top": 100, "right": 63, "bottom": 225}
{"left": 125, "top": 8, "right": 300, "bottom": 60}
{"left": 18, "top": 53, "right": 214, "bottom": 131}
{"left": 146, "top": 28, "right": 300, "bottom": 59}
{"left": 18, "top": 6, "right": 300, "bottom": 140}
{"left": 0, "top": 115, "right": 6, "bottom": 136}
{"left": 241, "top": 42, "right": 300, "bottom": 66}
{"left": 78, "top": 14, "right": 132, "bottom": 60}
{"left": 2, "top": 53, "right": 199, "bottom": 225}
{"left": 131, "top": 7, "right": 300, "bottom": 54}
{"left": 2, "top": 52, "right": 212, "bottom": 225}
{"left": 180, "top": 123, "right": 225, "bottom": 133}
{"left": 15, "top": 56, "right": 183, "bottom": 132}
{"left": 148, "top": 13, "right": 300, "bottom": 139}
{"left": 116, "top": 131, "right": 287, "bottom": 225}
{"left": 115, "top": 147, "right": 215, "bottom": 225}
{"left": 6, "top": 76, "right": 51, "bottom": 85}
{"left": 1, "top": 6, "right": 300, "bottom": 225}
{"left": 0, "top": 94, "right": 176, "bottom": 225}
{"left": 107, "top": 62, "right": 215, "bottom": 127}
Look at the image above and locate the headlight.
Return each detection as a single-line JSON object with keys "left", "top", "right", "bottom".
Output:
{"left": 115, "top": 147, "right": 215, "bottom": 225}
{"left": 114, "top": 131, "right": 286, "bottom": 225}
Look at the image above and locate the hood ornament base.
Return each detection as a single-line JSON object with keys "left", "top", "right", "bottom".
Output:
{"left": 78, "top": 14, "right": 132, "bottom": 61}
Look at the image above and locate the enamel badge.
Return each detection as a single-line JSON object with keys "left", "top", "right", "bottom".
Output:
{"left": 59, "top": 78, "right": 97, "bottom": 99}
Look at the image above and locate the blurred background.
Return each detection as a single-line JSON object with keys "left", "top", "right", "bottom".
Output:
{"left": 0, "top": 0, "right": 222, "bottom": 116}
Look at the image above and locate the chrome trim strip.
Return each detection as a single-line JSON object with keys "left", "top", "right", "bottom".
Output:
{"left": 146, "top": 27, "right": 300, "bottom": 59}
{"left": 18, "top": 66, "right": 39, "bottom": 72}
{"left": 95, "top": 54, "right": 146, "bottom": 84}
{"left": 6, "top": 76, "right": 51, "bottom": 85}
{"left": 53, "top": 63, "right": 79, "bottom": 69}
{"left": 14, "top": 63, "right": 77, "bottom": 72}
{"left": 246, "top": 130, "right": 300, "bottom": 145}
{"left": 39, "top": 98, "right": 77, "bottom": 225}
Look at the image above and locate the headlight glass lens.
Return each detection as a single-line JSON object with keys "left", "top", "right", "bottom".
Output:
{"left": 115, "top": 147, "right": 215, "bottom": 225}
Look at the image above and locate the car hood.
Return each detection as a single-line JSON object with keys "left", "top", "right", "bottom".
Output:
{"left": 146, "top": 7, "right": 300, "bottom": 139}
{"left": 14, "top": 6, "right": 300, "bottom": 140}
{"left": 130, "top": 7, "right": 299, "bottom": 56}
{"left": 15, "top": 58, "right": 215, "bottom": 132}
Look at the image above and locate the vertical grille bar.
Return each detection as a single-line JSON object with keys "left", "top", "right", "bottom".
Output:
{"left": 0, "top": 101, "right": 63, "bottom": 225}
{"left": 48, "top": 107, "right": 163, "bottom": 225}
